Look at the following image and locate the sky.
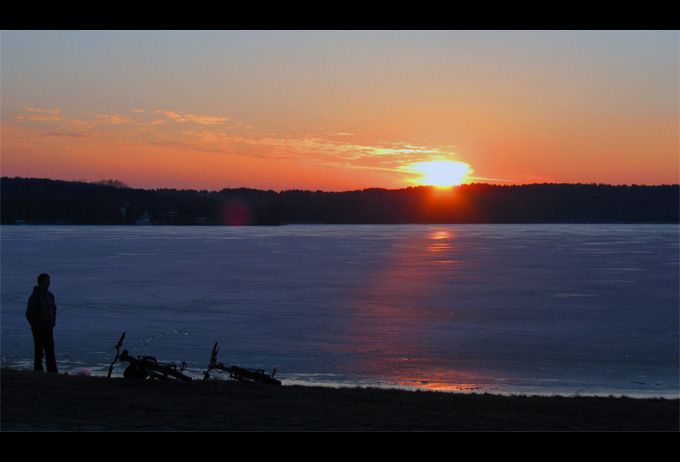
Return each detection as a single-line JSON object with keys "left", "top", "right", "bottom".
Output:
{"left": 1, "top": 30, "right": 678, "bottom": 192}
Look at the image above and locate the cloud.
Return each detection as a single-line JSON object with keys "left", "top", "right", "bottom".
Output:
{"left": 40, "top": 132, "right": 87, "bottom": 138}
{"left": 8, "top": 103, "right": 465, "bottom": 183}
{"left": 23, "top": 106, "right": 61, "bottom": 114}
{"left": 93, "top": 114, "right": 133, "bottom": 125}
{"left": 155, "top": 110, "right": 229, "bottom": 125}
{"left": 16, "top": 115, "right": 62, "bottom": 122}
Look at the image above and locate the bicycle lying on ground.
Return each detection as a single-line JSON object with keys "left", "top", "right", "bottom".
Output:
{"left": 107, "top": 332, "right": 192, "bottom": 383}
{"left": 203, "top": 342, "right": 281, "bottom": 385}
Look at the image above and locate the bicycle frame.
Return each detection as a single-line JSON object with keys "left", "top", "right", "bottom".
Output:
{"left": 108, "top": 332, "right": 192, "bottom": 382}
{"left": 204, "top": 342, "right": 280, "bottom": 385}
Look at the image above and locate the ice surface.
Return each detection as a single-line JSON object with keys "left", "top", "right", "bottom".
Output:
{"left": 2, "top": 224, "right": 678, "bottom": 397}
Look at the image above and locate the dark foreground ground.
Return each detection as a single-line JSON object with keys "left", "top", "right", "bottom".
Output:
{"left": 1, "top": 369, "right": 678, "bottom": 431}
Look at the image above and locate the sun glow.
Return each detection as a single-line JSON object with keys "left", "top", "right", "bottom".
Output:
{"left": 408, "top": 161, "right": 472, "bottom": 187}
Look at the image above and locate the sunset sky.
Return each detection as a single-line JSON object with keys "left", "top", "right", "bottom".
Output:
{"left": 1, "top": 30, "right": 678, "bottom": 192}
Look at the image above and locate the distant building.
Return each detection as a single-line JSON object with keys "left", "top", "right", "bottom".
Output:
{"left": 193, "top": 217, "right": 212, "bottom": 225}
{"left": 159, "top": 211, "right": 177, "bottom": 224}
{"left": 136, "top": 211, "right": 151, "bottom": 226}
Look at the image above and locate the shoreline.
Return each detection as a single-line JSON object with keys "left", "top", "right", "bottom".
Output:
{"left": 2, "top": 368, "right": 678, "bottom": 431}
{"left": 7, "top": 362, "right": 677, "bottom": 401}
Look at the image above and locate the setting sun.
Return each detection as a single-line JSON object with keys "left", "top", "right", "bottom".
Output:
{"left": 408, "top": 161, "right": 472, "bottom": 187}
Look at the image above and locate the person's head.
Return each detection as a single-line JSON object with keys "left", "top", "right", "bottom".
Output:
{"left": 37, "top": 273, "right": 51, "bottom": 289}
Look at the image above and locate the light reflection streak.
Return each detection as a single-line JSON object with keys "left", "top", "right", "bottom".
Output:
{"left": 428, "top": 229, "right": 454, "bottom": 258}
{"left": 341, "top": 227, "right": 491, "bottom": 391}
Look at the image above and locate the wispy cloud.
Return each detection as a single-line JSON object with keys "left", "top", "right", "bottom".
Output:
{"left": 155, "top": 110, "right": 230, "bottom": 125}
{"left": 7, "top": 104, "right": 465, "bottom": 185}
{"left": 40, "top": 132, "right": 87, "bottom": 138}
{"left": 15, "top": 115, "right": 63, "bottom": 122}
{"left": 24, "top": 106, "right": 61, "bottom": 114}
{"left": 93, "top": 114, "right": 133, "bottom": 125}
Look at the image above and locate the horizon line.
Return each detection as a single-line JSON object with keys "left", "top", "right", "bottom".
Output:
{"left": 2, "top": 176, "right": 679, "bottom": 195}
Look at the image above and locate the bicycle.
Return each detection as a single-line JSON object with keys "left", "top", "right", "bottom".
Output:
{"left": 203, "top": 342, "right": 280, "bottom": 385}
{"left": 107, "top": 332, "right": 192, "bottom": 383}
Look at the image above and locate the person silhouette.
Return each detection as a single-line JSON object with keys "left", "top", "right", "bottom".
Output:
{"left": 26, "top": 273, "right": 58, "bottom": 373}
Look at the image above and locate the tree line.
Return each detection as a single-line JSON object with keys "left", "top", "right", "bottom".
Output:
{"left": 1, "top": 177, "right": 678, "bottom": 225}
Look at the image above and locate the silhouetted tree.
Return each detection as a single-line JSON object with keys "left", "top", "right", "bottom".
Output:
{"left": 1, "top": 177, "right": 678, "bottom": 225}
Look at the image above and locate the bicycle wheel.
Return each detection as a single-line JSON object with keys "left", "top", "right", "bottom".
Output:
{"left": 145, "top": 361, "right": 193, "bottom": 382}
{"left": 124, "top": 362, "right": 150, "bottom": 380}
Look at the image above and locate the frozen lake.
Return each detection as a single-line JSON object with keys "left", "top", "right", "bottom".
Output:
{"left": 1, "top": 224, "right": 678, "bottom": 397}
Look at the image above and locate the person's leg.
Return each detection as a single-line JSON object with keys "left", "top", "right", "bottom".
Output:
{"left": 44, "top": 328, "right": 58, "bottom": 373}
{"left": 31, "top": 328, "right": 45, "bottom": 371}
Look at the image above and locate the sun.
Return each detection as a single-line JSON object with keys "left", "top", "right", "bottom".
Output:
{"left": 408, "top": 161, "right": 472, "bottom": 187}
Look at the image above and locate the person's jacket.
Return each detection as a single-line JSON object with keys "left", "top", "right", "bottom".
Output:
{"left": 26, "top": 286, "right": 57, "bottom": 329}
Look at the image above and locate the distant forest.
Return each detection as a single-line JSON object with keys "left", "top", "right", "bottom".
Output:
{"left": 1, "top": 177, "right": 678, "bottom": 225}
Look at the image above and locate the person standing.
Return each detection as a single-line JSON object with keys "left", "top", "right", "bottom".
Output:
{"left": 26, "top": 273, "right": 58, "bottom": 373}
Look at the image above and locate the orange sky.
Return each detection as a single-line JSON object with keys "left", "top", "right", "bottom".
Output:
{"left": 2, "top": 30, "right": 678, "bottom": 191}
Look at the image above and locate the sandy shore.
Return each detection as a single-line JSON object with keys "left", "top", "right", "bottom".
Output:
{"left": 1, "top": 368, "right": 677, "bottom": 431}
